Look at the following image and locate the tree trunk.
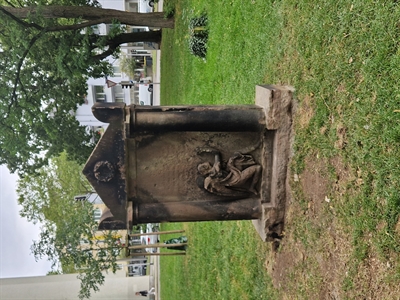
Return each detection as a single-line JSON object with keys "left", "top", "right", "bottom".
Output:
{"left": 107, "top": 31, "right": 162, "bottom": 45}
{"left": 1, "top": 5, "right": 174, "bottom": 28}
{"left": 91, "top": 31, "right": 162, "bottom": 60}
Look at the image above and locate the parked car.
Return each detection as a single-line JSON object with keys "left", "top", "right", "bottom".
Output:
{"left": 138, "top": 0, "right": 154, "bottom": 13}
{"left": 129, "top": 227, "right": 147, "bottom": 256}
{"left": 138, "top": 83, "right": 153, "bottom": 106}
{"left": 129, "top": 224, "right": 158, "bottom": 253}
{"left": 144, "top": 223, "right": 159, "bottom": 253}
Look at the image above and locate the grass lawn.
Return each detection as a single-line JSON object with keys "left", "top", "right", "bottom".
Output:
{"left": 160, "top": 0, "right": 400, "bottom": 299}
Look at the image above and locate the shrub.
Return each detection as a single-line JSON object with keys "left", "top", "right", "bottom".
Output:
{"left": 188, "top": 15, "right": 208, "bottom": 58}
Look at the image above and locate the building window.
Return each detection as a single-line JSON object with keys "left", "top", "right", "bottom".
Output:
{"left": 94, "top": 86, "right": 106, "bottom": 102}
{"left": 131, "top": 27, "right": 146, "bottom": 33}
{"left": 130, "top": 42, "right": 144, "bottom": 48}
{"left": 93, "top": 208, "right": 102, "bottom": 222}
{"left": 130, "top": 50, "right": 149, "bottom": 55}
{"left": 126, "top": 2, "right": 138, "bottom": 12}
{"left": 113, "top": 65, "right": 122, "bottom": 77}
{"left": 113, "top": 85, "right": 124, "bottom": 102}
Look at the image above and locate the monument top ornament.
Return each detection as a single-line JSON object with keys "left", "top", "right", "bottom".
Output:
{"left": 83, "top": 85, "right": 294, "bottom": 242}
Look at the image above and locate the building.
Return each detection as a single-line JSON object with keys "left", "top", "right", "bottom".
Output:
{"left": 0, "top": 271, "right": 150, "bottom": 300}
{"left": 75, "top": 0, "right": 157, "bottom": 130}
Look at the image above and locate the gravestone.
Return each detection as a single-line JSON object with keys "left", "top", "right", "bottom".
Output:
{"left": 83, "top": 85, "right": 294, "bottom": 241}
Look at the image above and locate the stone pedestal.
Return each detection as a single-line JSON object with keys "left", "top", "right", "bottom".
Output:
{"left": 252, "top": 85, "right": 294, "bottom": 241}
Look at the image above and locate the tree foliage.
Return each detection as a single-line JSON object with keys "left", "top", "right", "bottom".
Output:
{"left": 119, "top": 53, "right": 138, "bottom": 79}
{"left": 17, "top": 151, "right": 93, "bottom": 223}
{"left": 0, "top": 0, "right": 170, "bottom": 175}
{"left": 17, "top": 152, "right": 123, "bottom": 299}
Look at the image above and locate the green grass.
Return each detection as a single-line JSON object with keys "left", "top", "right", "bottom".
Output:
{"left": 161, "top": 0, "right": 281, "bottom": 106}
{"left": 160, "top": 222, "right": 277, "bottom": 300}
{"left": 160, "top": 0, "right": 400, "bottom": 298}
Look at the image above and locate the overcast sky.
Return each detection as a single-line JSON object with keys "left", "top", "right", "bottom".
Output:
{"left": 0, "top": 165, "right": 52, "bottom": 278}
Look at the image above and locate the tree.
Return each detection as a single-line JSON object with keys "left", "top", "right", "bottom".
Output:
{"left": 119, "top": 53, "right": 138, "bottom": 79}
{"left": 0, "top": 0, "right": 173, "bottom": 175}
{"left": 17, "top": 151, "right": 93, "bottom": 223}
{"left": 1, "top": 5, "right": 173, "bottom": 28}
{"left": 17, "top": 152, "right": 124, "bottom": 299}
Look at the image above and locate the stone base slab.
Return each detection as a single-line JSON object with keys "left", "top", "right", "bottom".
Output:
{"left": 253, "top": 85, "right": 294, "bottom": 242}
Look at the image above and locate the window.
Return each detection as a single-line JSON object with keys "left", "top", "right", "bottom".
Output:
{"left": 113, "top": 85, "right": 124, "bottom": 102}
{"left": 129, "top": 42, "right": 144, "bottom": 48}
{"left": 131, "top": 27, "right": 146, "bottom": 33}
{"left": 126, "top": 2, "right": 138, "bottom": 12}
{"left": 93, "top": 208, "right": 102, "bottom": 222}
{"left": 94, "top": 86, "right": 106, "bottom": 102}
{"left": 112, "top": 65, "right": 122, "bottom": 77}
{"left": 131, "top": 50, "right": 149, "bottom": 55}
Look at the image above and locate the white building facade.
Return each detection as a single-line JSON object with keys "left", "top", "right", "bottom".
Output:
{"left": 75, "top": 0, "right": 157, "bottom": 128}
{"left": 0, "top": 271, "right": 150, "bottom": 300}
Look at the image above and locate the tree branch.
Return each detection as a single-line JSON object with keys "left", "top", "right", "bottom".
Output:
{"left": 3, "top": 0, "right": 16, "bottom": 8}
{"left": 0, "top": 6, "right": 111, "bottom": 33}
{"left": 91, "top": 44, "right": 118, "bottom": 61}
{"left": 45, "top": 18, "right": 109, "bottom": 32}
{"left": 7, "top": 31, "right": 45, "bottom": 116}
{"left": 0, "top": 6, "right": 42, "bottom": 30}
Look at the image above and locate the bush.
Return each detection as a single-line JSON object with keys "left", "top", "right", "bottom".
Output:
{"left": 188, "top": 15, "right": 208, "bottom": 58}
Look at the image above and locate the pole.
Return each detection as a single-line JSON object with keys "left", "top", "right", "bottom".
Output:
{"left": 128, "top": 242, "right": 187, "bottom": 250}
{"left": 129, "top": 229, "right": 185, "bottom": 237}
{"left": 130, "top": 252, "right": 186, "bottom": 256}
{"left": 117, "top": 257, "right": 146, "bottom": 262}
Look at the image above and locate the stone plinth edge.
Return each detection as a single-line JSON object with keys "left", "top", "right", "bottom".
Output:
{"left": 253, "top": 85, "right": 294, "bottom": 242}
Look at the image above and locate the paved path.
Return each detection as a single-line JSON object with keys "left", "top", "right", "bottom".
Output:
{"left": 152, "top": 0, "right": 163, "bottom": 107}
{"left": 153, "top": 50, "right": 161, "bottom": 106}
{"left": 147, "top": 247, "right": 160, "bottom": 300}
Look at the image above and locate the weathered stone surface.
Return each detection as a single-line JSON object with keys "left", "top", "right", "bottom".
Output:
{"left": 83, "top": 85, "right": 294, "bottom": 244}
{"left": 255, "top": 84, "right": 294, "bottom": 130}
{"left": 84, "top": 104, "right": 269, "bottom": 226}
{"left": 252, "top": 85, "right": 294, "bottom": 242}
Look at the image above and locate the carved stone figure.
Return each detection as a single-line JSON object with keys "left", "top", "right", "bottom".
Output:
{"left": 197, "top": 151, "right": 261, "bottom": 197}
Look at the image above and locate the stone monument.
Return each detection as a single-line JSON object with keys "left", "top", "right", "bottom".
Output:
{"left": 83, "top": 85, "right": 294, "bottom": 241}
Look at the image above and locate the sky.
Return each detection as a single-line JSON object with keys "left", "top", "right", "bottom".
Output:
{"left": 0, "top": 165, "right": 52, "bottom": 278}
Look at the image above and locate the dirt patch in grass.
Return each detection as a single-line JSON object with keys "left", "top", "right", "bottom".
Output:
{"left": 265, "top": 240, "right": 305, "bottom": 289}
{"left": 266, "top": 154, "right": 400, "bottom": 299}
{"left": 331, "top": 156, "right": 353, "bottom": 193}
{"left": 299, "top": 155, "right": 330, "bottom": 218}
{"left": 296, "top": 94, "right": 315, "bottom": 130}
{"left": 266, "top": 155, "right": 355, "bottom": 299}
{"left": 334, "top": 123, "right": 348, "bottom": 150}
